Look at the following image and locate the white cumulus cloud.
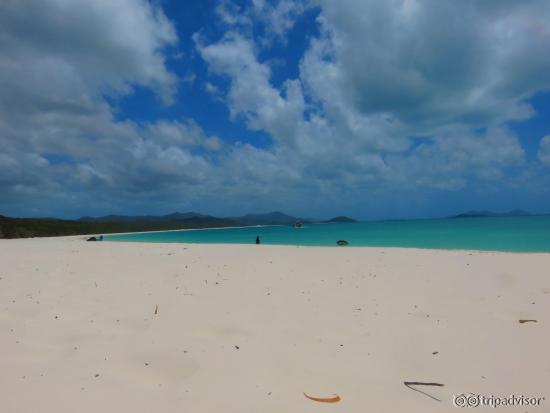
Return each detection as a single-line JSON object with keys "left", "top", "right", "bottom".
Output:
{"left": 538, "top": 136, "right": 550, "bottom": 166}
{"left": 2, "top": 0, "right": 550, "bottom": 218}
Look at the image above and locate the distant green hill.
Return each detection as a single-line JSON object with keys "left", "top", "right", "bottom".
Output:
{"left": 0, "top": 211, "right": 359, "bottom": 239}
{"left": 0, "top": 214, "right": 240, "bottom": 239}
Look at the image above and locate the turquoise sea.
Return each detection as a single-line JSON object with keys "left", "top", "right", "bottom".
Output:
{"left": 105, "top": 216, "right": 550, "bottom": 252}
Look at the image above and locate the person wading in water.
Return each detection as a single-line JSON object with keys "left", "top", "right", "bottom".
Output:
{"left": 256, "top": 236, "right": 260, "bottom": 245}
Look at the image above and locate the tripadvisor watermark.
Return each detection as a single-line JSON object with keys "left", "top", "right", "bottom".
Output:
{"left": 453, "top": 393, "right": 545, "bottom": 408}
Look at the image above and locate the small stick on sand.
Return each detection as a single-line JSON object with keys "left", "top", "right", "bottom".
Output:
{"left": 303, "top": 393, "right": 341, "bottom": 403}
{"left": 154, "top": 305, "right": 158, "bottom": 315}
{"left": 519, "top": 319, "right": 537, "bottom": 323}
{"left": 404, "top": 381, "right": 444, "bottom": 402}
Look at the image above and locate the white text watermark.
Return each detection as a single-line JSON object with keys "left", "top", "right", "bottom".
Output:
{"left": 453, "top": 393, "right": 545, "bottom": 408}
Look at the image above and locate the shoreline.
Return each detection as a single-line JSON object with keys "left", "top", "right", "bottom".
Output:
{"left": 4, "top": 235, "right": 550, "bottom": 255}
{"left": 96, "top": 223, "right": 278, "bottom": 236}
{"left": 102, "top": 238, "right": 550, "bottom": 255}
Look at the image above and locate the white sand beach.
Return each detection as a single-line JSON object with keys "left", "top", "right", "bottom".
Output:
{"left": 1, "top": 237, "right": 549, "bottom": 412}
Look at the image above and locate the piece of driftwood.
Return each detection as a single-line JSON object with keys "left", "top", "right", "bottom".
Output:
{"left": 519, "top": 319, "right": 537, "bottom": 323}
{"left": 404, "top": 381, "right": 445, "bottom": 402}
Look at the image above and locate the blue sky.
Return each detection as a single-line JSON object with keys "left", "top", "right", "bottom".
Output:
{"left": 1, "top": 0, "right": 550, "bottom": 220}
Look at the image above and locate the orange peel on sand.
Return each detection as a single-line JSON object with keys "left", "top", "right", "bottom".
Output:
{"left": 303, "top": 393, "right": 341, "bottom": 403}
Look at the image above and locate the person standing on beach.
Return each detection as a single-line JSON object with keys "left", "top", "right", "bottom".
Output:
{"left": 256, "top": 236, "right": 260, "bottom": 244}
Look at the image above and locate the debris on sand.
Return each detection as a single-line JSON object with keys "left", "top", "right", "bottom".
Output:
{"left": 404, "top": 381, "right": 444, "bottom": 402}
{"left": 304, "top": 393, "right": 341, "bottom": 403}
{"left": 519, "top": 319, "right": 537, "bottom": 323}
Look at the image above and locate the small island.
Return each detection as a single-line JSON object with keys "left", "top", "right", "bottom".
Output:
{"left": 454, "top": 209, "right": 531, "bottom": 218}
{"left": 323, "top": 216, "right": 357, "bottom": 223}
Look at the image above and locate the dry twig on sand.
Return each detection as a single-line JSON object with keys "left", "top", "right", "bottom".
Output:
{"left": 404, "top": 381, "right": 445, "bottom": 402}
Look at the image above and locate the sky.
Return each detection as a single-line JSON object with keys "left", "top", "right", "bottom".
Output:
{"left": 1, "top": 0, "right": 550, "bottom": 220}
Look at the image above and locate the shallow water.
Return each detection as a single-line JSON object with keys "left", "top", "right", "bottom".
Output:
{"left": 106, "top": 216, "right": 550, "bottom": 252}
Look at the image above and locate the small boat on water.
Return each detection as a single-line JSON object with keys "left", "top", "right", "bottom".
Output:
{"left": 293, "top": 221, "right": 303, "bottom": 228}
{"left": 336, "top": 240, "right": 349, "bottom": 246}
